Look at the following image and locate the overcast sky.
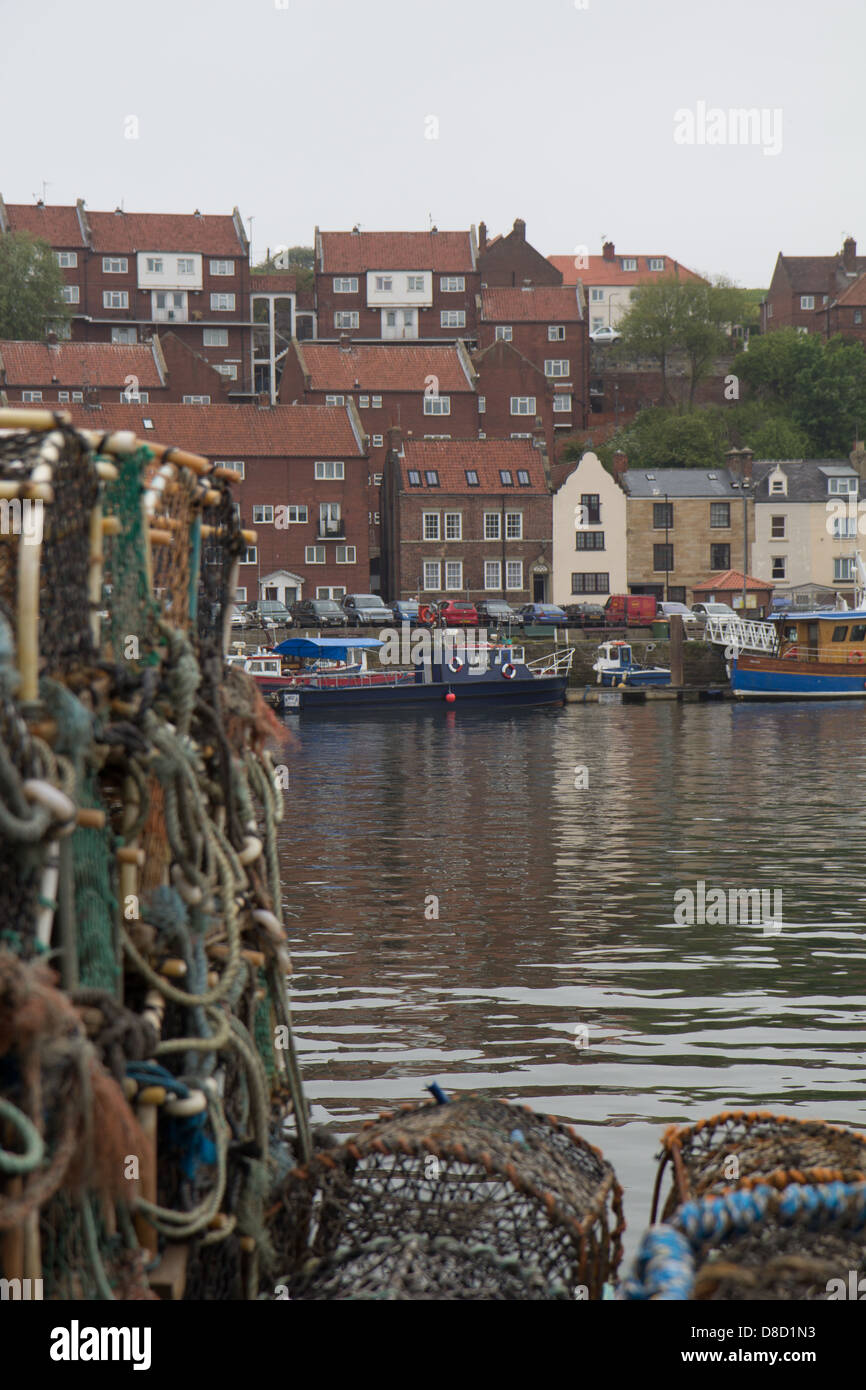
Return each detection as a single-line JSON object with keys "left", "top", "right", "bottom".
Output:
{"left": 2, "top": 0, "right": 863, "bottom": 286}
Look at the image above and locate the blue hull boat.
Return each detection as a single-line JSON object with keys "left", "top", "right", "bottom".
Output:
{"left": 270, "top": 635, "right": 574, "bottom": 714}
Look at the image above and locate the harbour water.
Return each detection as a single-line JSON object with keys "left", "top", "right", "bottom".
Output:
{"left": 278, "top": 701, "right": 866, "bottom": 1256}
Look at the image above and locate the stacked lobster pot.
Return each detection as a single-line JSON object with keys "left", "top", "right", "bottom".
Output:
{"left": 625, "top": 1110, "right": 866, "bottom": 1300}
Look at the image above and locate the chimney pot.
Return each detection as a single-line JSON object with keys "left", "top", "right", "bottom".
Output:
{"left": 843, "top": 236, "right": 857, "bottom": 271}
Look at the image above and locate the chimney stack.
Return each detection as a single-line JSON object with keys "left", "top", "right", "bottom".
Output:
{"left": 338, "top": 334, "right": 352, "bottom": 352}
{"left": 478, "top": 221, "right": 487, "bottom": 253}
{"left": 513, "top": 218, "right": 526, "bottom": 240}
{"left": 843, "top": 236, "right": 857, "bottom": 271}
{"left": 611, "top": 449, "right": 628, "bottom": 483}
{"left": 602, "top": 241, "right": 615, "bottom": 263}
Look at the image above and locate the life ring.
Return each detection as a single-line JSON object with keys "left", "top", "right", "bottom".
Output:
{"left": 783, "top": 645, "right": 798, "bottom": 659}
{"left": 419, "top": 604, "right": 438, "bottom": 625}
{"left": 447, "top": 657, "right": 464, "bottom": 674}
{"left": 847, "top": 651, "right": 864, "bottom": 663}
{"left": 501, "top": 663, "right": 517, "bottom": 680}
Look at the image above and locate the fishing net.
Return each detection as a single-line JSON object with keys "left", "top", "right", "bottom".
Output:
{"left": 626, "top": 1181, "right": 866, "bottom": 1301}
{"left": 279, "top": 1095, "right": 624, "bottom": 1300}
{"left": 651, "top": 1110, "right": 866, "bottom": 1221}
{"left": 0, "top": 414, "right": 307, "bottom": 1303}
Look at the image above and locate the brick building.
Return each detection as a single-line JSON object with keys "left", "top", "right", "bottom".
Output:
{"left": 0, "top": 332, "right": 230, "bottom": 406}
{"left": 63, "top": 400, "right": 369, "bottom": 604}
{"left": 313, "top": 229, "right": 479, "bottom": 342}
{"left": 623, "top": 466, "right": 754, "bottom": 605}
{"left": 381, "top": 435, "right": 553, "bottom": 603}
{"left": 477, "top": 284, "right": 589, "bottom": 430}
{"left": 762, "top": 237, "right": 866, "bottom": 334}
{"left": 0, "top": 197, "right": 254, "bottom": 389}
{"left": 822, "top": 270, "right": 866, "bottom": 344}
{"left": 0, "top": 338, "right": 167, "bottom": 406}
{"left": 477, "top": 218, "right": 562, "bottom": 288}
{"left": 279, "top": 339, "right": 480, "bottom": 584}
{"left": 470, "top": 338, "right": 559, "bottom": 462}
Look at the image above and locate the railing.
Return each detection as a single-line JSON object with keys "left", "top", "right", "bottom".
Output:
{"left": 526, "top": 648, "right": 576, "bottom": 677}
{"left": 704, "top": 616, "right": 778, "bottom": 653}
{"left": 744, "top": 645, "right": 866, "bottom": 666}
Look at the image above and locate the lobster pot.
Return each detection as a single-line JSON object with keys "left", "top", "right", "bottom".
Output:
{"left": 651, "top": 1110, "right": 866, "bottom": 1222}
{"left": 283, "top": 1096, "right": 624, "bottom": 1300}
{"left": 626, "top": 1181, "right": 866, "bottom": 1301}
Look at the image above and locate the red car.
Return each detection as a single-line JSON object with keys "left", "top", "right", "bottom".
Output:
{"left": 419, "top": 599, "right": 479, "bottom": 627}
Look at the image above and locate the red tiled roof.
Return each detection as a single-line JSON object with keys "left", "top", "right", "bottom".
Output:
{"left": 3, "top": 203, "right": 85, "bottom": 246}
{"left": 0, "top": 341, "right": 163, "bottom": 389}
{"left": 250, "top": 273, "right": 297, "bottom": 293}
{"left": 87, "top": 210, "right": 245, "bottom": 255}
{"left": 60, "top": 403, "right": 365, "bottom": 456}
{"left": 297, "top": 343, "right": 475, "bottom": 393}
{"left": 319, "top": 231, "right": 474, "bottom": 273}
{"left": 480, "top": 286, "right": 583, "bottom": 321}
{"left": 548, "top": 253, "right": 704, "bottom": 287}
{"left": 399, "top": 438, "right": 547, "bottom": 493}
{"left": 693, "top": 570, "right": 771, "bottom": 592}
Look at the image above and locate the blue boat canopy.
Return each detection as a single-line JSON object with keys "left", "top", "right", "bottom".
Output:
{"left": 272, "top": 637, "right": 385, "bottom": 659}
{"left": 774, "top": 609, "right": 866, "bottom": 622}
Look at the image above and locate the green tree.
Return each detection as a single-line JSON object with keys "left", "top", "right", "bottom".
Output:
{"left": 679, "top": 278, "right": 756, "bottom": 404}
{"left": 0, "top": 232, "right": 69, "bottom": 340}
{"left": 730, "top": 327, "right": 822, "bottom": 404}
{"left": 615, "top": 275, "right": 684, "bottom": 403}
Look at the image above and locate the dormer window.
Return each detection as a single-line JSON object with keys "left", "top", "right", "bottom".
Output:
{"left": 621, "top": 258, "right": 637, "bottom": 272}
{"left": 828, "top": 476, "right": 857, "bottom": 494}
{"left": 770, "top": 477, "right": 785, "bottom": 494}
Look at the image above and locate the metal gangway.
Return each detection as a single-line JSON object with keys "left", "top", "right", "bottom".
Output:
{"left": 704, "top": 616, "right": 778, "bottom": 653}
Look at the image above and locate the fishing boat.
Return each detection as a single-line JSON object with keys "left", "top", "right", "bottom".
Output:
{"left": 592, "top": 641, "right": 671, "bottom": 688}
{"left": 270, "top": 636, "right": 574, "bottom": 712}
{"left": 730, "top": 610, "right": 866, "bottom": 699}
{"left": 226, "top": 641, "right": 371, "bottom": 698}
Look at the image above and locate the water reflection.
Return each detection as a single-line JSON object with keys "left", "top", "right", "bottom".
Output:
{"left": 278, "top": 702, "right": 866, "bottom": 1249}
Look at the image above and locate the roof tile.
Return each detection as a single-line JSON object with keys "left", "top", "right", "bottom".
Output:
{"left": 320, "top": 231, "right": 473, "bottom": 274}
{"left": 0, "top": 340, "right": 163, "bottom": 389}
{"left": 297, "top": 343, "right": 475, "bottom": 393}
{"left": 548, "top": 253, "right": 703, "bottom": 288}
{"left": 480, "top": 286, "right": 583, "bottom": 322}
{"left": 60, "top": 403, "right": 365, "bottom": 456}
{"left": 399, "top": 438, "right": 547, "bottom": 493}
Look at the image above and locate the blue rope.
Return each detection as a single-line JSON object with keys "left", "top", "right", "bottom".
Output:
{"left": 623, "top": 1180, "right": 866, "bottom": 1300}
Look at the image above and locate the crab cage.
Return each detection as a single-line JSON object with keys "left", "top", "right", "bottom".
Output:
{"left": 626, "top": 1180, "right": 866, "bottom": 1300}
{"left": 272, "top": 1095, "right": 624, "bottom": 1300}
{"left": 650, "top": 1110, "right": 866, "bottom": 1223}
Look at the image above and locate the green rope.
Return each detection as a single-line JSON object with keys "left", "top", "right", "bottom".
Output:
{"left": 0, "top": 1098, "right": 45, "bottom": 1174}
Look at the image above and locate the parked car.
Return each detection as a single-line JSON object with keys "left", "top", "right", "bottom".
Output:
{"left": 604, "top": 595, "right": 657, "bottom": 628}
{"left": 245, "top": 599, "right": 292, "bottom": 629}
{"left": 589, "top": 325, "right": 622, "bottom": 344}
{"left": 436, "top": 599, "right": 479, "bottom": 627}
{"left": 341, "top": 593, "right": 392, "bottom": 627}
{"left": 289, "top": 599, "right": 347, "bottom": 628}
{"left": 475, "top": 599, "right": 520, "bottom": 628}
{"left": 519, "top": 603, "right": 569, "bottom": 628}
{"left": 658, "top": 601, "right": 698, "bottom": 626}
{"left": 230, "top": 604, "right": 253, "bottom": 630}
{"left": 389, "top": 599, "right": 421, "bottom": 626}
{"left": 565, "top": 602, "right": 606, "bottom": 628}
{"left": 691, "top": 602, "right": 737, "bottom": 621}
